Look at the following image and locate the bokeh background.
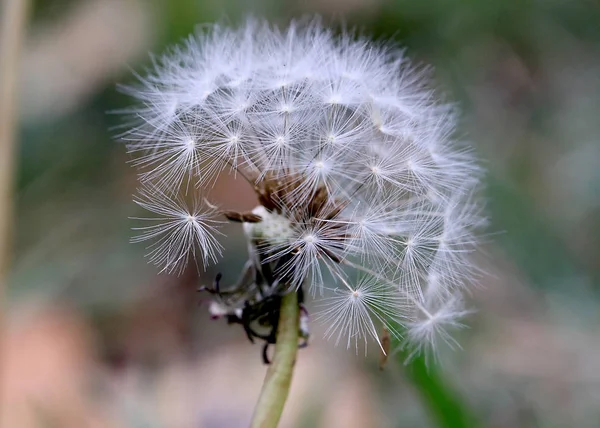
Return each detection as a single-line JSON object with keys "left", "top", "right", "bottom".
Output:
{"left": 2, "top": 0, "right": 600, "bottom": 427}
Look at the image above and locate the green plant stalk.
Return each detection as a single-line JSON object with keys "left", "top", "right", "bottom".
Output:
{"left": 0, "top": 0, "right": 28, "bottom": 281}
{"left": 393, "top": 337, "right": 479, "bottom": 428}
{"left": 0, "top": 0, "right": 29, "bottom": 420}
{"left": 250, "top": 291, "right": 299, "bottom": 428}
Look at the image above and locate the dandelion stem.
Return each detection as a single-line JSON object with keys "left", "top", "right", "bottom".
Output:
{"left": 250, "top": 291, "right": 299, "bottom": 428}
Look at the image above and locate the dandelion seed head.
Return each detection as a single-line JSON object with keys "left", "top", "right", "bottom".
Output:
{"left": 121, "top": 17, "right": 487, "bottom": 359}
{"left": 244, "top": 205, "right": 295, "bottom": 244}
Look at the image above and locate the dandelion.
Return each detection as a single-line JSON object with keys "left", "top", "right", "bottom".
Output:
{"left": 120, "top": 16, "right": 485, "bottom": 380}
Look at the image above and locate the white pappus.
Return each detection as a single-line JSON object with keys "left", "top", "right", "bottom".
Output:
{"left": 120, "top": 17, "right": 487, "bottom": 360}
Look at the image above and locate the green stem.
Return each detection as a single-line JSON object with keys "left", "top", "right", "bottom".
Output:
{"left": 394, "top": 344, "right": 479, "bottom": 428}
{"left": 0, "top": 0, "right": 29, "bottom": 420}
{"left": 250, "top": 291, "right": 299, "bottom": 428}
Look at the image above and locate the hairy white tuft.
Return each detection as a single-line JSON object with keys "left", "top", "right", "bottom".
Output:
{"left": 131, "top": 186, "right": 224, "bottom": 274}
{"left": 121, "top": 18, "right": 487, "bottom": 359}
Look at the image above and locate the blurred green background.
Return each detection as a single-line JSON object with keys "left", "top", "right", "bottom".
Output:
{"left": 3, "top": 0, "right": 600, "bottom": 427}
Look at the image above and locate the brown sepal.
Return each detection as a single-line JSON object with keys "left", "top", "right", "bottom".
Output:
{"left": 223, "top": 211, "right": 262, "bottom": 223}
